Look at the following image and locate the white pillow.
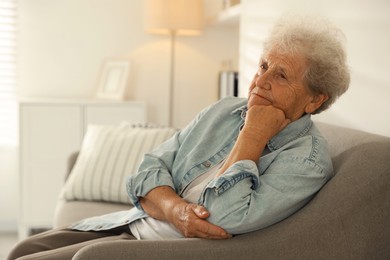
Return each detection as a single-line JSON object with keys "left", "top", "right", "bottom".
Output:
{"left": 61, "top": 123, "right": 177, "bottom": 204}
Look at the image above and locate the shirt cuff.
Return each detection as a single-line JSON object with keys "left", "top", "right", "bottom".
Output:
{"left": 126, "top": 169, "right": 176, "bottom": 210}
{"left": 201, "top": 160, "right": 260, "bottom": 197}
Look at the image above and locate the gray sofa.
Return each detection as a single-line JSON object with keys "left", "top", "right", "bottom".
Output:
{"left": 54, "top": 122, "right": 390, "bottom": 260}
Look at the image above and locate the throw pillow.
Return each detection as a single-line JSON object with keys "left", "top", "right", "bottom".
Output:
{"left": 60, "top": 123, "right": 177, "bottom": 204}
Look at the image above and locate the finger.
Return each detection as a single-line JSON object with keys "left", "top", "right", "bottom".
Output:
{"left": 196, "top": 229, "right": 232, "bottom": 239}
{"left": 182, "top": 204, "right": 231, "bottom": 239}
{"left": 197, "top": 232, "right": 231, "bottom": 240}
{"left": 193, "top": 218, "right": 231, "bottom": 239}
{"left": 192, "top": 205, "right": 209, "bottom": 219}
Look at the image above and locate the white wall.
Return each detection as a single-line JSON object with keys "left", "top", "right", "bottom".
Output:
{"left": 18, "top": 0, "right": 239, "bottom": 128}
{"left": 0, "top": 147, "right": 18, "bottom": 232}
{"left": 239, "top": 0, "right": 390, "bottom": 137}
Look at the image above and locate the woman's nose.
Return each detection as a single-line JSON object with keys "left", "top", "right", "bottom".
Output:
{"left": 256, "top": 72, "right": 271, "bottom": 90}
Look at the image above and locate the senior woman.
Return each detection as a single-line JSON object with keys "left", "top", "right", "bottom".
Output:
{"left": 8, "top": 15, "right": 350, "bottom": 259}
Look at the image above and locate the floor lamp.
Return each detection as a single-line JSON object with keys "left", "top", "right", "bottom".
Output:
{"left": 144, "top": 0, "right": 203, "bottom": 127}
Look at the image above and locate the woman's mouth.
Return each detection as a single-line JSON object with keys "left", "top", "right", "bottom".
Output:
{"left": 250, "top": 87, "right": 271, "bottom": 103}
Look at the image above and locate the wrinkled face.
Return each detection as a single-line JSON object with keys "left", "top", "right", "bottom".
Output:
{"left": 248, "top": 49, "right": 327, "bottom": 122}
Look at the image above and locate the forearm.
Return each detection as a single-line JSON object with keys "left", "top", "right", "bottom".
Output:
{"left": 217, "top": 104, "right": 290, "bottom": 177}
{"left": 140, "top": 185, "right": 231, "bottom": 239}
{"left": 140, "top": 186, "right": 186, "bottom": 221}
{"left": 217, "top": 126, "right": 267, "bottom": 177}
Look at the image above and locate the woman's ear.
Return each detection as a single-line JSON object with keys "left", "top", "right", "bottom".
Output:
{"left": 305, "top": 94, "right": 329, "bottom": 114}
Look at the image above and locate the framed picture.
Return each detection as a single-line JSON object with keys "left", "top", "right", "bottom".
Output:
{"left": 96, "top": 59, "right": 131, "bottom": 100}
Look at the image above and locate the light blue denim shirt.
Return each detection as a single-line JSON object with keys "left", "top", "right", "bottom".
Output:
{"left": 70, "top": 97, "right": 333, "bottom": 235}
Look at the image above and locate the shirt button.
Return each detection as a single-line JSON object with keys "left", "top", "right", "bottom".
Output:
{"left": 203, "top": 161, "right": 211, "bottom": 168}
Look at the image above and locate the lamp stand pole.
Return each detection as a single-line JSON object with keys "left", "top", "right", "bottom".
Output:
{"left": 169, "top": 31, "right": 176, "bottom": 127}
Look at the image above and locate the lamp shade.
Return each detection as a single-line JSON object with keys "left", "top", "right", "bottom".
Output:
{"left": 144, "top": 0, "right": 203, "bottom": 35}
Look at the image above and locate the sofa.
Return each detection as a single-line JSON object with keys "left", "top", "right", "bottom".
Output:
{"left": 53, "top": 122, "right": 390, "bottom": 260}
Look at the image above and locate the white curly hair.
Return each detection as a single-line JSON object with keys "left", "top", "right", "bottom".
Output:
{"left": 263, "top": 15, "right": 350, "bottom": 114}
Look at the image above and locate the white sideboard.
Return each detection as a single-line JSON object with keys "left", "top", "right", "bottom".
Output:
{"left": 18, "top": 99, "right": 146, "bottom": 239}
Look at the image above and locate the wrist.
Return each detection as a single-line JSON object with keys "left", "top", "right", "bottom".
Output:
{"left": 142, "top": 186, "right": 184, "bottom": 221}
{"left": 165, "top": 199, "right": 187, "bottom": 224}
{"left": 240, "top": 125, "right": 269, "bottom": 145}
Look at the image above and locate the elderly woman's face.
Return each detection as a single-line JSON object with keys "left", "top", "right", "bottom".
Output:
{"left": 248, "top": 49, "right": 327, "bottom": 122}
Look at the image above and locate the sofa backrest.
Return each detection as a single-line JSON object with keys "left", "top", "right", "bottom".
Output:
{"left": 316, "top": 122, "right": 389, "bottom": 155}
{"left": 315, "top": 121, "right": 390, "bottom": 176}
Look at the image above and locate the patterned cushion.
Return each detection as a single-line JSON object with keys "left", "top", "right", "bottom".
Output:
{"left": 60, "top": 123, "right": 177, "bottom": 204}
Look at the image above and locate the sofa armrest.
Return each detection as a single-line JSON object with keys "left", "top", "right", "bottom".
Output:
{"left": 73, "top": 237, "right": 262, "bottom": 260}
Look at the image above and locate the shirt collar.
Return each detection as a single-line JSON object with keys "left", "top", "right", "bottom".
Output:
{"left": 232, "top": 105, "right": 313, "bottom": 151}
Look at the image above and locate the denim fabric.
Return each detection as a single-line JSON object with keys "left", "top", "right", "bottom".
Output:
{"left": 70, "top": 97, "right": 333, "bottom": 234}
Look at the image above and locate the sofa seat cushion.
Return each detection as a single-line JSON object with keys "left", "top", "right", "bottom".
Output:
{"left": 54, "top": 199, "right": 131, "bottom": 228}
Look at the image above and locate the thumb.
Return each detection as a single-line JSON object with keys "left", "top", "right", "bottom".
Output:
{"left": 193, "top": 205, "right": 210, "bottom": 219}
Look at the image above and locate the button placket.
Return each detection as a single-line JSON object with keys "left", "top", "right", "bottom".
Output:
{"left": 203, "top": 161, "right": 211, "bottom": 168}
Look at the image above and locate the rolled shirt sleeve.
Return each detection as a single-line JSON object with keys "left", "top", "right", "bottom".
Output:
{"left": 199, "top": 152, "right": 332, "bottom": 235}
{"left": 126, "top": 131, "right": 180, "bottom": 210}
{"left": 126, "top": 103, "right": 212, "bottom": 210}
